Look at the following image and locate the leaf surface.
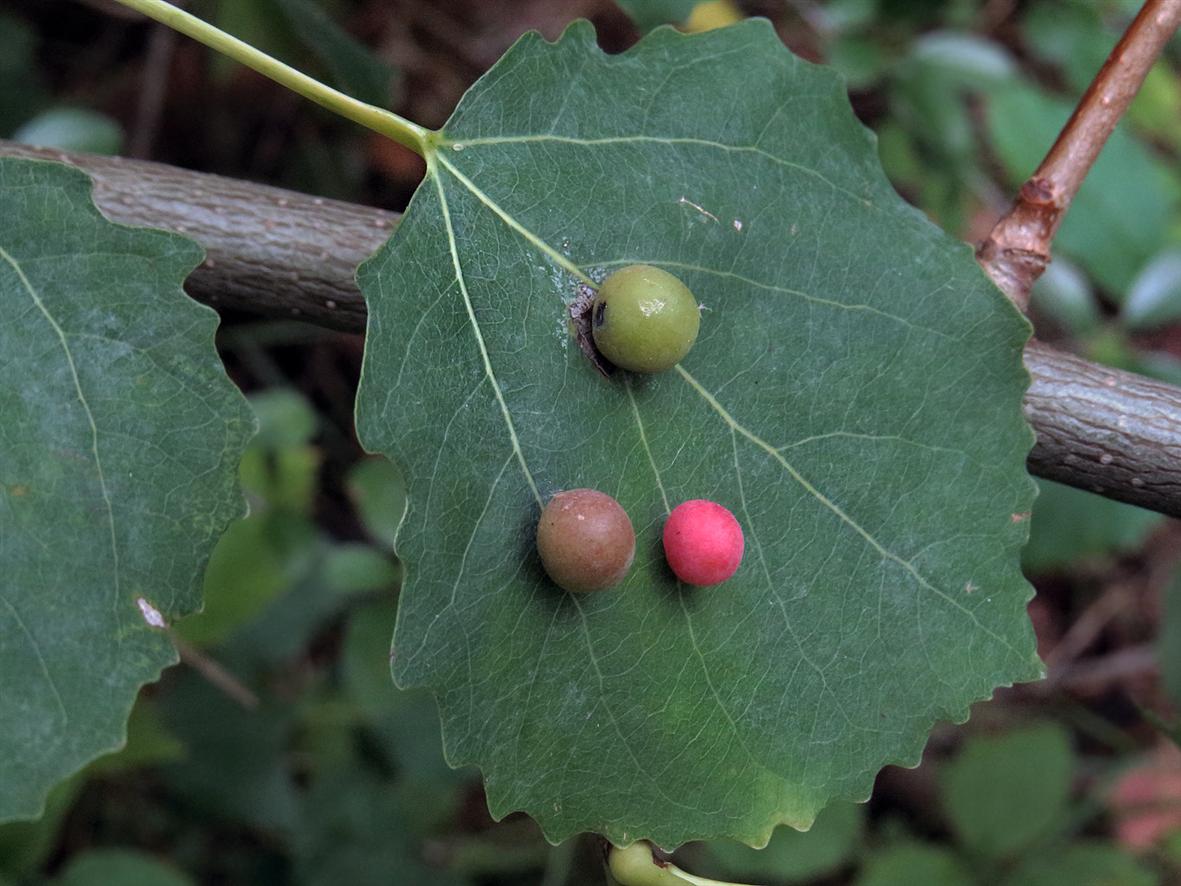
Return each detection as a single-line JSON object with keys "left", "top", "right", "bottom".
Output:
{"left": 0, "top": 158, "right": 253, "bottom": 821}
{"left": 355, "top": 20, "right": 1038, "bottom": 846}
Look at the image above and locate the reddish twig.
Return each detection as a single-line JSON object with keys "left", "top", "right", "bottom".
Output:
{"left": 977, "top": 0, "right": 1181, "bottom": 309}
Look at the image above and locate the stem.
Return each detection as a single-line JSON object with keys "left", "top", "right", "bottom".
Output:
{"left": 607, "top": 843, "right": 758, "bottom": 886}
{"left": 977, "top": 0, "right": 1181, "bottom": 309}
{"left": 110, "top": 0, "right": 431, "bottom": 155}
{"left": 11, "top": 139, "right": 1181, "bottom": 517}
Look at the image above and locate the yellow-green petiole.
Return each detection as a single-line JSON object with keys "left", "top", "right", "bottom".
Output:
{"left": 109, "top": 0, "right": 431, "bottom": 156}
{"left": 608, "top": 842, "right": 760, "bottom": 886}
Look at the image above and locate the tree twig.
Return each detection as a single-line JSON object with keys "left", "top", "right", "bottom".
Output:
{"left": 977, "top": 0, "right": 1181, "bottom": 308}
{"left": 6, "top": 140, "right": 1181, "bottom": 516}
{"left": 0, "top": 140, "right": 395, "bottom": 332}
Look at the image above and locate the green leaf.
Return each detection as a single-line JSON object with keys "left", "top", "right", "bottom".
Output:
{"left": 237, "top": 388, "right": 322, "bottom": 513}
{"left": 272, "top": 0, "right": 396, "bottom": 107}
{"left": 1122, "top": 249, "right": 1181, "bottom": 331}
{"left": 908, "top": 32, "right": 1016, "bottom": 86}
{"left": 160, "top": 672, "right": 299, "bottom": 832}
{"left": 1128, "top": 64, "right": 1181, "bottom": 155}
{"left": 355, "top": 21, "right": 1038, "bottom": 846}
{"left": 248, "top": 388, "right": 319, "bottom": 449}
{"left": 0, "top": 698, "right": 181, "bottom": 877}
{"left": 176, "top": 515, "right": 291, "bottom": 646}
{"left": 854, "top": 842, "right": 974, "bottom": 886}
{"left": 1030, "top": 256, "right": 1101, "bottom": 336}
{"left": 294, "top": 772, "right": 471, "bottom": 886}
{"left": 321, "top": 544, "right": 398, "bottom": 594}
{"left": 342, "top": 601, "right": 469, "bottom": 789}
{"left": 1001, "top": 841, "right": 1159, "bottom": 886}
{"left": 12, "top": 108, "right": 124, "bottom": 155}
{"left": 213, "top": 0, "right": 394, "bottom": 107}
{"left": 88, "top": 696, "right": 186, "bottom": 774}
{"left": 691, "top": 801, "right": 863, "bottom": 882}
{"left": 0, "top": 13, "right": 45, "bottom": 134}
{"left": 346, "top": 456, "right": 407, "bottom": 550}
{"left": 615, "top": 0, "right": 699, "bottom": 29}
{"left": 219, "top": 531, "right": 385, "bottom": 668}
{"left": 0, "top": 775, "right": 84, "bottom": 877}
{"left": 940, "top": 723, "right": 1074, "bottom": 859}
{"left": 0, "top": 158, "right": 253, "bottom": 822}
{"left": 55, "top": 849, "right": 195, "bottom": 886}
{"left": 1022, "top": 480, "right": 1161, "bottom": 574}
{"left": 1021, "top": 2, "right": 1112, "bottom": 94}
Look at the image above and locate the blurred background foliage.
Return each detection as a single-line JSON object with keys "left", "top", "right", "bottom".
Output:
{"left": 4, "top": 0, "right": 1181, "bottom": 883}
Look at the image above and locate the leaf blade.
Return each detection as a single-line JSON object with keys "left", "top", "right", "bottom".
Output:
{"left": 0, "top": 157, "right": 253, "bottom": 821}
{"left": 356, "top": 20, "right": 1038, "bottom": 846}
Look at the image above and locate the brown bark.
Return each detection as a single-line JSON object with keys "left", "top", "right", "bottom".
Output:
{"left": 1024, "top": 342, "right": 1181, "bottom": 516}
{"left": 5, "top": 140, "right": 1181, "bottom": 516}
{"left": 0, "top": 140, "right": 388, "bottom": 333}
{"left": 977, "top": 0, "right": 1181, "bottom": 308}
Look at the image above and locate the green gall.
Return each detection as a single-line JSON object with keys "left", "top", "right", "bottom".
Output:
{"left": 591, "top": 265, "right": 700, "bottom": 373}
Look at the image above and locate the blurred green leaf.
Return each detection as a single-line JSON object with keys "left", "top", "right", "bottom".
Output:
{"left": 346, "top": 457, "right": 407, "bottom": 550}
{"left": 1023, "top": 479, "right": 1161, "bottom": 574}
{"left": 1133, "top": 350, "right": 1181, "bottom": 387}
{"left": 213, "top": 0, "right": 394, "bottom": 106}
{"left": 1128, "top": 64, "right": 1181, "bottom": 153}
{"left": 212, "top": 0, "right": 301, "bottom": 81}
{"left": 342, "top": 601, "right": 468, "bottom": 788}
{"left": 1022, "top": 2, "right": 1112, "bottom": 93}
{"left": 1002, "top": 842, "right": 1158, "bottom": 886}
{"left": 294, "top": 772, "right": 470, "bottom": 886}
{"left": 0, "top": 776, "right": 83, "bottom": 877}
{"left": 827, "top": 35, "right": 891, "bottom": 89}
{"left": 56, "top": 849, "right": 194, "bottom": 886}
{"left": 855, "top": 842, "right": 974, "bottom": 886}
{"left": 0, "top": 13, "right": 44, "bottom": 134}
{"left": 272, "top": 0, "right": 396, "bottom": 106}
{"left": 985, "top": 81, "right": 1178, "bottom": 295}
{"left": 89, "top": 697, "right": 186, "bottom": 775}
{"left": 238, "top": 389, "right": 321, "bottom": 512}
{"left": 909, "top": 32, "right": 1016, "bottom": 85}
{"left": 249, "top": 389, "right": 318, "bottom": 449}
{"left": 176, "top": 515, "right": 291, "bottom": 646}
{"left": 814, "top": 0, "right": 879, "bottom": 33}
{"left": 891, "top": 64, "right": 974, "bottom": 166}
{"left": 322, "top": 544, "right": 398, "bottom": 594}
{"left": 940, "top": 723, "right": 1073, "bottom": 859}
{"left": 12, "top": 108, "right": 123, "bottom": 154}
{"left": 1122, "top": 249, "right": 1181, "bottom": 331}
{"left": 875, "top": 123, "right": 923, "bottom": 191}
{"left": 240, "top": 446, "right": 321, "bottom": 514}
{"left": 1083, "top": 326, "right": 1140, "bottom": 372}
{"left": 0, "top": 698, "right": 182, "bottom": 878}
{"left": 693, "top": 802, "right": 863, "bottom": 882}
{"left": 160, "top": 673, "right": 299, "bottom": 833}
{"left": 1030, "top": 257, "right": 1101, "bottom": 336}
{"left": 295, "top": 693, "right": 362, "bottom": 777}
{"left": 614, "top": 0, "right": 698, "bottom": 29}
{"left": 223, "top": 534, "right": 382, "bottom": 668}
